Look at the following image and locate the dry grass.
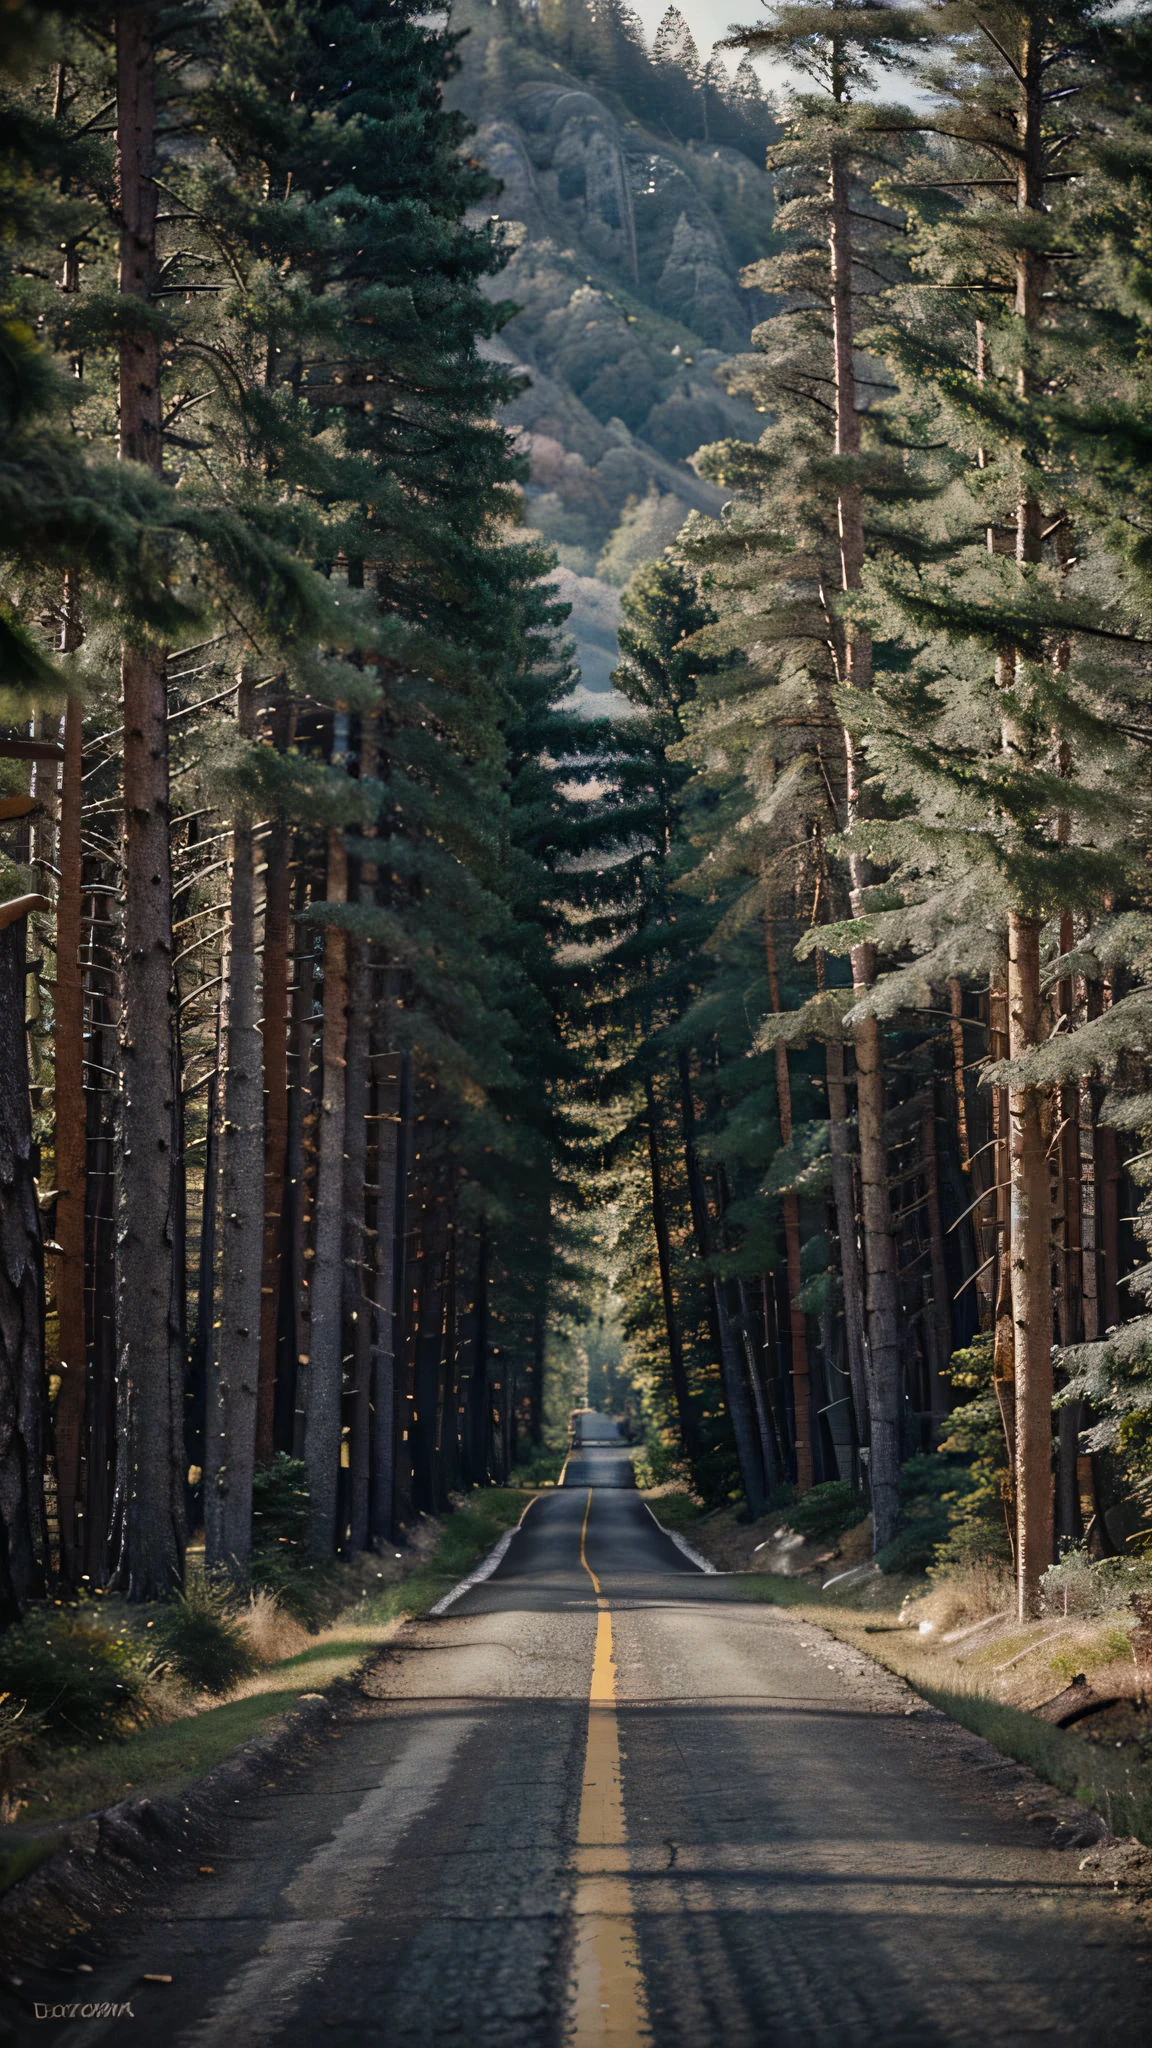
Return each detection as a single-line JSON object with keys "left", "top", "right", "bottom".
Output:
{"left": 900, "top": 1562, "right": 1015, "bottom": 1638}
{"left": 234, "top": 1589, "right": 310, "bottom": 1665}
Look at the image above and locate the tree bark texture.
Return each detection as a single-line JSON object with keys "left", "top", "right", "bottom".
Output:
{"left": 205, "top": 689, "right": 264, "bottom": 1575}
{"left": 920, "top": 1098, "right": 951, "bottom": 1420}
{"left": 304, "top": 827, "right": 348, "bottom": 1554}
{"left": 53, "top": 662, "right": 87, "bottom": 1583}
{"left": 854, "top": 1009, "right": 902, "bottom": 1549}
{"left": 764, "top": 913, "right": 812, "bottom": 1490}
{"left": 369, "top": 1035, "right": 401, "bottom": 1546}
{"left": 0, "top": 919, "right": 48, "bottom": 1614}
{"left": 644, "top": 1071, "right": 695, "bottom": 1458}
{"left": 675, "top": 1047, "right": 719, "bottom": 1452}
{"left": 714, "top": 1276, "right": 765, "bottom": 1516}
{"left": 826, "top": 1037, "right": 868, "bottom": 1447}
{"left": 113, "top": 6, "right": 183, "bottom": 1597}
{"left": 256, "top": 819, "right": 290, "bottom": 1464}
{"left": 1007, "top": 912, "right": 1054, "bottom": 1617}
{"left": 828, "top": 141, "right": 902, "bottom": 1542}
{"left": 345, "top": 712, "right": 378, "bottom": 1552}
{"left": 344, "top": 932, "right": 371, "bottom": 1553}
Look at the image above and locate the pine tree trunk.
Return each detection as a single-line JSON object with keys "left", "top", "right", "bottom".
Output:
{"left": 304, "top": 826, "right": 348, "bottom": 1554}
{"left": 391, "top": 1049, "right": 415, "bottom": 1530}
{"left": 675, "top": 1046, "right": 721, "bottom": 1440}
{"left": 714, "top": 1276, "right": 765, "bottom": 1515}
{"left": 186, "top": 1067, "right": 218, "bottom": 1524}
{"left": 920, "top": 1096, "right": 951, "bottom": 1421}
{"left": 1002, "top": 10, "right": 1056, "bottom": 1618}
{"left": 826, "top": 1038, "right": 868, "bottom": 1446}
{"left": 82, "top": 889, "right": 119, "bottom": 1584}
{"left": 344, "top": 936, "right": 371, "bottom": 1552}
{"left": 737, "top": 1275, "right": 779, "bottom": 1493}
{"left": 112, "top": 5, "right": 184, "bottom": 1597}
{"left": 369, "top": 1033, "right": 401, "bottom": 1547}
{"left": 764, "top": 912, "right": 812, "bottom": 1489}
{"left": 285, "top": 880, "right": 316, "bottom": 1455}
{"left": 829, "top": 141, "right": 903, "bottom": 1548}
{"left": 644, "top": 1071, "right": 695, "bottom": 1455}
{"left": 1007, "top": 911, "right": 1053, "bottom": 1616}
{"left": 0, "top": 916, "right": 48, "bottom": 1612}
{"left": 345, "top": 712, "right": 378, "bottom": 1552}
{"left": 256, "top": 814, "right": 291, "bottom": 1466}
{"left": 205, "top": 684, "right": 263, "bottom": 1575}
{"left": 530, "top": 1302, "right": 545, "bottom": 1448}
{"left": 54, "top": 612, "right": 87, "bottom": 1583}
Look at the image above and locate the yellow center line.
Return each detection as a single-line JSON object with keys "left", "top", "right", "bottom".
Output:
{"left": 567, "top": 1489, "right": 651, "bottom": 2047}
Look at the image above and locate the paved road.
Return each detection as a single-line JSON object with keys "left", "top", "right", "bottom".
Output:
{"left": 42, "top": 1421, "right": 1152, "bottom": 2047}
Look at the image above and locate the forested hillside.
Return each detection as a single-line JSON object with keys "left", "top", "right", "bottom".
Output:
{"left": 446, "top": 0, "right": 778, "bottom": 695}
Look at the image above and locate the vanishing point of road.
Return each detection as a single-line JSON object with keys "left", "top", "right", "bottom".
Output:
{"left": 50, "top": 1415, "right": 1151, "bottom": 2047}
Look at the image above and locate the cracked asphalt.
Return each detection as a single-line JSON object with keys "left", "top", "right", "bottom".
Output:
{"left": 28, "top": 1420, "right": 1152, "bottom": 2046}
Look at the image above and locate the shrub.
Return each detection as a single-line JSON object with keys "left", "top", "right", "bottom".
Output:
{"left": 249, "top": 1454, "right": 345, "bottom": 1629}
{"left": 876, "top": 1521, "right": 947, "bottom": 1576}
{"left": 1, "top": 1608, "right": 147, "bottom": 1742}
{"left": 513, "top": 1446, "right": 566, "bottom": 1488}
{"left": 783, "top": 1480, "right": 862, "bottom": 1545}
{"left": 150, "top": 1581, "right": 257, "bottom": 1698}
{"left": 251, "top": 1452, "right": 311, "bottom": 1552}
{"left": 1041, "top": 1546, "right": 1152, "bottom": 1619}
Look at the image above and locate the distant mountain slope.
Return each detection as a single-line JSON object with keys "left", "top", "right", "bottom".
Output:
{"left": 447, "top": 0, "right": 778, "bottom": 702}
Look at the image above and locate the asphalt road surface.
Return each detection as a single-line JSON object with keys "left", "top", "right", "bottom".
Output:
{"left": 44, "top": 1415, "right": 1152, "bottom": 2047}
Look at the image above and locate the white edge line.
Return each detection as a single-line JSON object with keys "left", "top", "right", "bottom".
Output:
{"left": 644, "top": 1502, "right": 720, "bottom": 1574}
{"left": 428, "top": 1498, "right": 537, "bottom": 1615}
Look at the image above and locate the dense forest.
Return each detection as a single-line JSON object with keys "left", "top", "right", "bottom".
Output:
{"left": 1, "top": 0, "right": 1151, "bottom": 1675}
{"left": 595, "top": 0, "right": 1152, "bottom": 1625}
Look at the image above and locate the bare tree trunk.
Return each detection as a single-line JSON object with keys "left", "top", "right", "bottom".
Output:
{"left": 112, "top": 5, "right": 183, "bottom": 1596}
{"left": 644, "top": 1071, "right": 694, "bottom": 1456}
{"left": 54, "top": 587, "right": 87, "bottom": 1584}
{"left": 826, "top": 1038, "right": 868, "bottom": 1446}
{"left": 1008, "top": 912, "right": 1053, "bottom": 1616}
{"left": 205, "top": 682, "right": 263, "bottom": 1575}
{"left": 0, "top": 916, "right": 48, "bottom": 1612}
{"left": 304, "top": 824, "right": 348, "bottom": 1554}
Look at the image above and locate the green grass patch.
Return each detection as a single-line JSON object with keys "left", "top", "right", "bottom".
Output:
{"left": 644, "top": 1491, "right": 704, "bottom": 1534}
{"left": 0, "top": 1832, "right": 67, "bottom": 1897}
{"left": 356, "top": 1488, "right": 533, "bottom": 1625}
{"left": 2, "top": 1690, "right": 316, "bottom": 1847}
{"left": 920, "top": 1686, "right": 1152, "bottom": 1846}
{"left": 2, "top": 1491, "right": 532, "bottom": 1867}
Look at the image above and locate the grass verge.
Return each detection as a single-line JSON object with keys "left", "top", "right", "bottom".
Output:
{"left": 1, "top": 1487, "right": 533, "bottom": 1882}
{"left": 355, "top": 1488, "right": 532, "bottom": 1624}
